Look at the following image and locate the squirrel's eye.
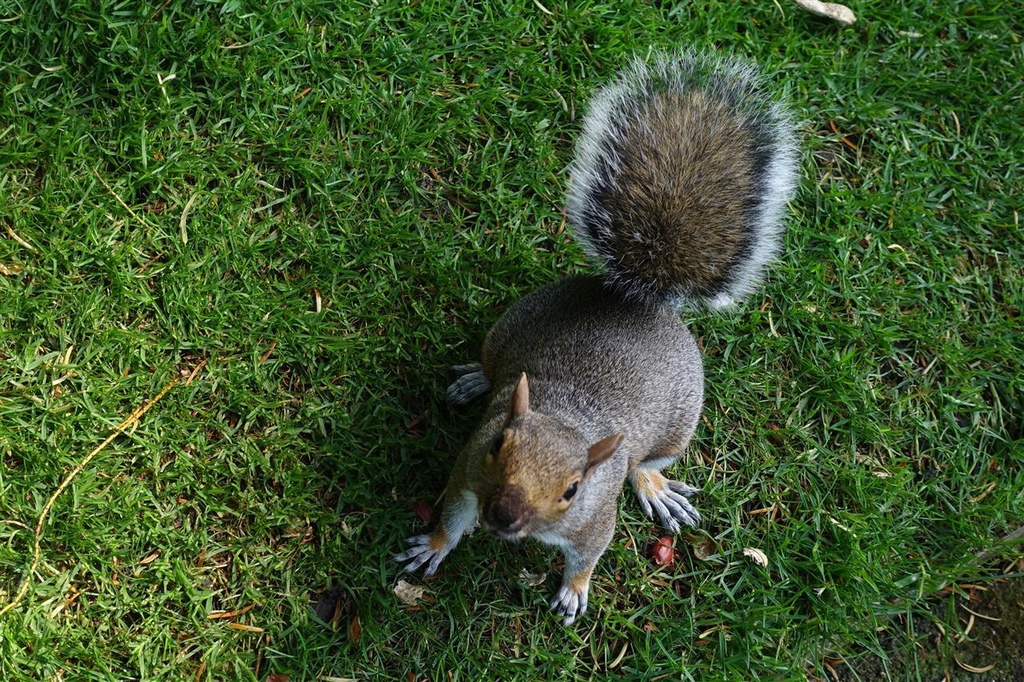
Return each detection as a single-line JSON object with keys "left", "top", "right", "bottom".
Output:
{"left": 562, "top": 481, "right": 579, "bottom": 501}
{"left": 491, "top": 433, "right": 505, "bottom": 453}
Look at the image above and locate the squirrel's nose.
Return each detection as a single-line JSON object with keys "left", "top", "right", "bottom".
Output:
{"left": 485, "top": 485, "right": 530, "bottom": 534}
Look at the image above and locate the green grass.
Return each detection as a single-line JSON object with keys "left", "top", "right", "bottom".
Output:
{"left": 1, "top": 0, "right": 1022, "bottom": 680}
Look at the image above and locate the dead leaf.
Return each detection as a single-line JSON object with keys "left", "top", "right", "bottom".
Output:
{"left": 692, "top": 537, "right": 718, "bottom": 561}
{"left": 793, "top": 0, "right": 856, "bottom": 25}
{"left": 259, "top": 340, "right": 277, "bottom": 365}
{"left": 743, "top": 547, "right": 769, "bottom": 567}
{"left": 394, "top": 579, "right": 426, "bottom": 606}
{"left": 348, "top": 615, "right": 362, "bottom": 644}
{"left": 518, "top": 569, "right": 546, "bottom": 587}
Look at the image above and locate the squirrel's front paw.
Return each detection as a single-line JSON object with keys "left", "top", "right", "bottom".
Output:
{"left": 447, "top": 363, "right": 490, "bottom": 405}
{"left": 394, "top": 534, "right": 450, "bottom": 576}
{"left": 632, "top": 470, "right": 701, "bottom": 533}
{"left": 550, "top": 583, "right": 589, "bottom": 626}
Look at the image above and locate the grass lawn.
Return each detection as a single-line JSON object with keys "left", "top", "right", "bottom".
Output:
{"left": 1, "top": 0, "right": 1022, "bottom": 680}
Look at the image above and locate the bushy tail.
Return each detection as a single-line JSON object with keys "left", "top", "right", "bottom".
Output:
{"left": 566, "top": 50, "right": 799, "bottom": 309}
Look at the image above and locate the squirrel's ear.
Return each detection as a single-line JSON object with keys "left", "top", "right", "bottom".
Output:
{"left": 509, "top": 373, "right": 530, "bottom": 418}
{"left": 585, "top": 433, "right": 623, "bottom": 476}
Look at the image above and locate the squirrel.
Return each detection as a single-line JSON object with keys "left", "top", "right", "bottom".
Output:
{"left": 395, "top": 50, "right": 798, "bottom": 625}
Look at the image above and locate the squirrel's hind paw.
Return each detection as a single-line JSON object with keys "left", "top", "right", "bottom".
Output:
{"left": 394, "top": 534, "right": 449, "bottom": 576}
{"left": 447, "top": 363, "right": 490, "bottom": 405}
{"left": 631, "top": 470, "right": 702, "bottom": 533}
{"left": 550, "top": 584, "right": 588, "bottom": 626}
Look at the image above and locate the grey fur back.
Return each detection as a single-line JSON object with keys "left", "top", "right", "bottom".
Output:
{"left": 482, "top": 276, "right": 703, "bottom": 466}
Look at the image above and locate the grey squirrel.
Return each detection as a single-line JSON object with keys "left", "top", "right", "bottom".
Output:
{"left": 395, "top": 50, "right": 798, "bottom": 625}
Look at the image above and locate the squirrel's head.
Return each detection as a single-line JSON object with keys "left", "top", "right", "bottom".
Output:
{"left": 479, "top": 373, "right": 623, "bottom": 540}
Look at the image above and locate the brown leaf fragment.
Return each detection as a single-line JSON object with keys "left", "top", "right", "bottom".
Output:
{"left": 259, "top": 340, "right": 277, "bottom": 365}
{"left": 348, "top": 615, "right": 362, "bottom": 644}
{"left": 208, "top": 602, "right": 258, "bottom": 620}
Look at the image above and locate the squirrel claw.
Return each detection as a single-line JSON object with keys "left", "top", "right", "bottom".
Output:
{"left": 394, "top": 535, "right": 448, "bottom": 576}
{"left": 447, "top": 363, "right": 491, "bottom": 405}
{"left": 651, "top": 483, "right": 701, "bottom": 532}
{"left": 550, "top": 585, "right": 588, "bottom": 626}
{"left": 633, "top": 471, "right": 702, "bottom": 533}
